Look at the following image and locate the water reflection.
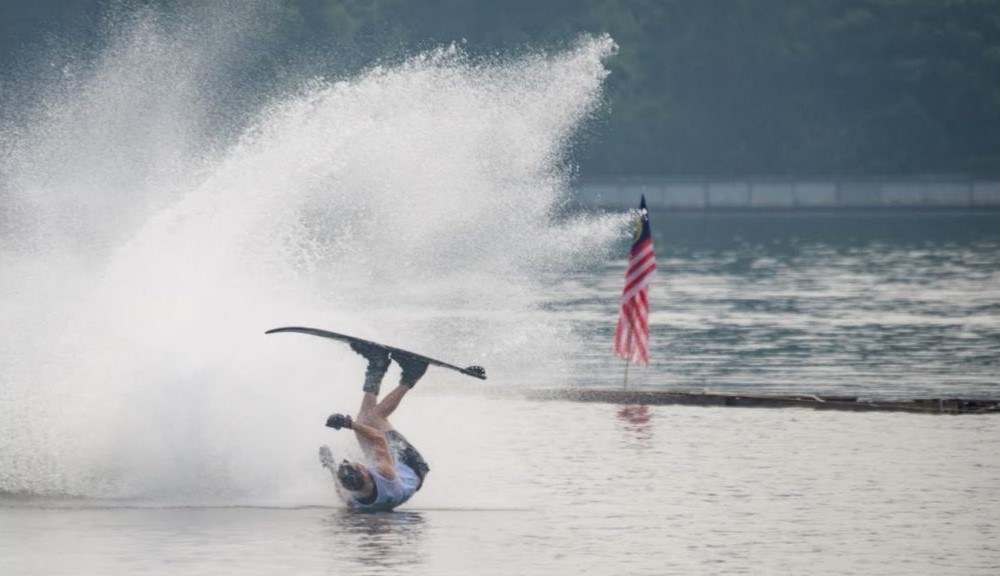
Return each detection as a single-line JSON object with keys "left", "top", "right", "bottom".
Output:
{"left": 323, "top": 509, "right": 426, "bottom": 573}
{"left": 616, "top": 405, "right": 653, "bottom": 444}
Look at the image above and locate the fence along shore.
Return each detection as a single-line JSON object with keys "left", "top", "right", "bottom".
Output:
{"left": 575, "top": 178, "right": 1000, "bottom": 210}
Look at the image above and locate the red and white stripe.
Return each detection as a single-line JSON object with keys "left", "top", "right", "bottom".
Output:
{"left": 615, "top": 236, "right": 656, "bottom": 365}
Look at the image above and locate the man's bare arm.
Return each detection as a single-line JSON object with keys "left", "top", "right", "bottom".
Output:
{"left": 350, "top": 421, "right": 398, "bottom": 480}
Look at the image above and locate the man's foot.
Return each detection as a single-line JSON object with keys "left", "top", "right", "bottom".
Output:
{"left": 325, "top": 413, "right": 353, "bottom": 430}
{"left": 318, "top": 445, "right": 335, "bottom": 469}
{"left": 351, "top": 342, "right": 390, "bottom": 395}
{"left": 392, "top": 352, "right": 428, "bottom": 388}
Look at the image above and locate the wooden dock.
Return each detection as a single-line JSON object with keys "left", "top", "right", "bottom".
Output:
{"left": 524, "top": 388, "right": 1000, "bottom": 415}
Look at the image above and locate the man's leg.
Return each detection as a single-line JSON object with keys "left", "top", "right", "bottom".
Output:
{"left": 350, "top": 343, "right": 393, "bottom": 458}
{"left": 355, "top": 343, "right": 390, "bottom": 413}
{"left": 322, "top": 343, "right": 394, "bottom": 464}
{"left": 374, "top": 353, "right": 428, "bottom": 419}
{"left": 373, "top": 385, "right": 409, "bottom": 420}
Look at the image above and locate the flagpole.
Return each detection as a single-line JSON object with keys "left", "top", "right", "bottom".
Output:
{"left": 615, "top": 194, "right": 655, "bottom": 393}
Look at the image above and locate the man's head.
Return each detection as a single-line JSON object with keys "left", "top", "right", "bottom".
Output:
{"left": 337, "top": 460, "right": 371, "bottom": 492}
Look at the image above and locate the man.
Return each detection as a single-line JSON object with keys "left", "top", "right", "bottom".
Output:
{"left": 318, "top": 343, "right": 431, "bottom": 512}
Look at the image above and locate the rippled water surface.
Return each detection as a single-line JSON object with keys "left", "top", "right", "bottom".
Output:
{"left": 5, "top": 9, "right": 996, "bottom": 570}
{"left": 3, "top": 396, "right": 998, "bottom": 576}
{"left": 3, "top": 211, "right": 999, "bottom": 575}
{"left": 549, "top": 210, "right": 1000, "bottom": 398}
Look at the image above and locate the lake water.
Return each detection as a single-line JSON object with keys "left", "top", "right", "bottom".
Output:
{"left": 549, "top": 209, "right": 1000, "bottom": 399}
{"left": 4, "top": 22, "right": 997, "bottom": 573}
{"left": 2, "top": 397, "right": 999, "bottom": 576}
{"left": 3, "top": 210, "right": 998, "bottom": 575}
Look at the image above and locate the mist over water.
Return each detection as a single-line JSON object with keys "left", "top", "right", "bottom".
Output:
{"left": 0, "top": 8, "right": 623, "bottom": 501}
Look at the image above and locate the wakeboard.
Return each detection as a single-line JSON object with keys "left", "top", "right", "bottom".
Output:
{"left": 265, "top": 326, "right": 487, "bottom": 380}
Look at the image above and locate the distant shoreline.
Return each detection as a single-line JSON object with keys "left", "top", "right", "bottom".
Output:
{"left": 573, "top": 178, "right": 1000, "bottom": 210}
{"left": 525, "top": 389, "right": 1000, "bottom": 414}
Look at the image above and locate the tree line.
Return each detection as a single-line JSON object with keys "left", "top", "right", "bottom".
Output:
{"left": 3, "top": 0, "right": 998, "bottom": 178}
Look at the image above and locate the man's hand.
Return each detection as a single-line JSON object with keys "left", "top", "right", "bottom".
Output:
{"left": 325, "top": 413, "right": 353, "bottom": 430}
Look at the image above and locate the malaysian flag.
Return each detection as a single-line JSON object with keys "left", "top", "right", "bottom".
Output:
{"left": 615, "top": 195, "right": 656, "bottom": 365}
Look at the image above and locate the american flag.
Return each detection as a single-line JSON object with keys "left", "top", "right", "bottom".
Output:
{"left": 615, "top": 195, "right": 656, "bottom": 365}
